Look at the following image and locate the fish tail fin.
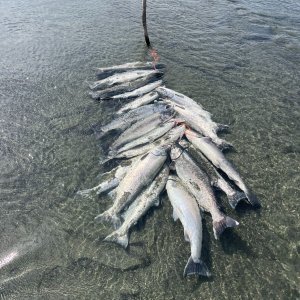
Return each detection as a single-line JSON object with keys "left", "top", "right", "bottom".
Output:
{"left": 104, "top": 231, "right": 129, "bottom": 248}
{"left": 99, "top": 156, "right": 114, "bottom": 166}
{"left": 88, "top": 82, "right": 97, "bottom": 90}
{"left": 245, "top": 191, "right": 261, "bottom": 208}
{"left": 95, "top": 130, "right": 106, "bottom": 140}
{"left": 94, "top": 211, "right": 122, "bottom": 228}
{"left": 213, "top": 215, "right": 239, "bottom": 239}
{"left": 89, "top": 91, "right": 100, "bottom": 100}
{"left": 217, "top": 123, "right": 230, "bottom": 132}
{"left": 76, "top": 188, "right": 93, "bottom": 197}
{"left": 100, "top": 150, "right": 117, "bottom": 165}
{"left": 183, "top": 257, "right": 211, "bottom": 277}
{"left": 215, "top": 138, "right": 233, "bottom": 150}
{"left": 228, "top": 191, "right": 247, "bottom": 209}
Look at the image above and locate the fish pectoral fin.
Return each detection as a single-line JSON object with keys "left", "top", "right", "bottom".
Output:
{"left": 184, "top": 230, "right": 190, "bottom": 243}
{"left": 228, "top": 191, "right": 247, "bottom": 209}
{"left": 183, "top": 257, "right": 211, "bottom": 277}
{"left": 104, "top": 231, "right": 129, "bottom": 249}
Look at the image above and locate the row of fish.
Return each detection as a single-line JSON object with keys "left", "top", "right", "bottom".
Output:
{"left": 79, "top": 61, "right": 260, "bottom": 277}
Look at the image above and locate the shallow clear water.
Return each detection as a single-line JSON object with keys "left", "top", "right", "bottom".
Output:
{"left": 0, "top": 0, "right": 299, "bottom": 299}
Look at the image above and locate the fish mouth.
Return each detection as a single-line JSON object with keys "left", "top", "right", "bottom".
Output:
{"left": 170, "top": 145, "right": 184, "bottom": 160}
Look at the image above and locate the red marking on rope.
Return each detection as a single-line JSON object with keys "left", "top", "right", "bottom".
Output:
{"left": 149, "top": 48, "right": 160, "bottom": 70}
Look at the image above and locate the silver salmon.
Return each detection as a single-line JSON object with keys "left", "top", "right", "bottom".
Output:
{"left": 90, "top": 72, "right": 162, "bottom": 100}
{"left": 76, "top": 165, "right": 129, "bottom": 197}
{"left": 95, "top": 61, "right": 165, "bottom": 79}
{"left": 174, "top": 105, "right": 232, "bottom": 149}
{"left": 104, "top": 164, "right": 169, "bottom": 248}
{"left": 157, "top": 86, "right": 212, "bottom": 120}
{"left": 171, "top": 146, "right": 239, "bottom": 239}
{"left": 96, "top": 103, "right": 172, "bottom": 139}
{"left": 95, "top": 145, "right": 170, "bottom": 228}
{"left": 185, "top": 129, "right": 260, "bottom": 208}
{"left": 182, "top": 143, "right": 247, "bottom": 209}
{"left": 111, "top": 80, "right": 163, "bottom": 100}
{"left": 166, "top": 175, "right": 211, "bottom": 277}
{"left": 117, "top": 91, "right": 159, "bottom": 114}
{"left": 90, "top": 70, "right": 162, "bottom": 91}
{"left": 111, "top": 110, "right": 173, "bottom": 150}
{"left": 112, "top": 119, "right": 175, "bottom": 154}
{"left": 104, "top": 124, "right": 186, "bottom": 163}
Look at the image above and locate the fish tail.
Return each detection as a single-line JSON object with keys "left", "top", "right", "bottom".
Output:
{"left": 94, "top": 211, "right": 122, "bottom": 228}
{"left": 88, "top": 82, "right": 98, "bottom": 90}
{"left": 104, "top": 231, "right": 129, "bottom": 248}
{"left": 221, "top": 141, "right": 233, "bottom": 150}
{"left": 76, "top": 188, "right": 93, "bottom": 197}
{"left": 89, "top": 91, "right": 100, "bottom": 100}
{"left": 215, "top": 138, "right": 233, "bottom": 150}
{"left": 183, "top": 257, "right": 211, "bottom": 277}
{"left": 95, "top": 130, "right": 106, "bottom": 140}
{"left": 99, "top": 150, "right": 116, "bottom": 165}
{"left": 245, "top": 191, "right": 261, "bottom": 208}
{"left": 217, "top": 123, "right": 230, "bottom": 132}
{"left": 99, "top": 156, "right": 114, "bottom": 166}
{"left": 213, "top": 215, "right": 239, "bottom": 239}
{"left": 228, "top": 191, "right": 247, "bottom": 209}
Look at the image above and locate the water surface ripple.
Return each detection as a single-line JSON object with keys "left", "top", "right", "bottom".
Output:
{"left": 0, "top": 0, "right": 299, "bottom": 299}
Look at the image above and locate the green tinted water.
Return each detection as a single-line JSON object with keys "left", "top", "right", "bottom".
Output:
{"left": 0, "top": 0, "right": 299, "bottom": 299}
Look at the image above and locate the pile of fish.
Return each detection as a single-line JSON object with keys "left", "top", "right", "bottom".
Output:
{"left": 79, "top": 61, "right": 260, "bottom": 277}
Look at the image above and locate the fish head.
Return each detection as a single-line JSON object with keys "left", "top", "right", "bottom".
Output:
{"left": 151, "top": 144, "right": 171, "bottom": 156}
{"left": 160, "top": 108, "right": 176, "bottom": 122}
{"left": 170, "top": 145, "right": 183, "bottom": 161}
{"left": 163, "top": 124, "right": 186, "bottom": 145}
{"left": 178, "top": 139, "right": 190, "bottom": 149}
{"left": 167, "top": 175, "right": 180, "bottom": 187}
{"left": 154, "top": 103, "right": 174, "bottom": 114}
{"left": 160, "top": 97, "right": 172, "bottom": 103}
{"left": 156, "top": 86, "right": 168, "bottom": 97}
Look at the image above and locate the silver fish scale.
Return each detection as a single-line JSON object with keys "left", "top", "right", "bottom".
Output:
{"left": 101, "top": 103, "right": 171, "bottom": 133}
{"left": 97, "top": 146, "right": 169, "bottom": 220}
{"left": 172, "top": 149, "right": 219, "bottom": 214}
{"left": 91, "top": 70, "right": 157, "bottom": 90}
{"left": 111, "top": 110, "right": 173, "bottom": 150}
